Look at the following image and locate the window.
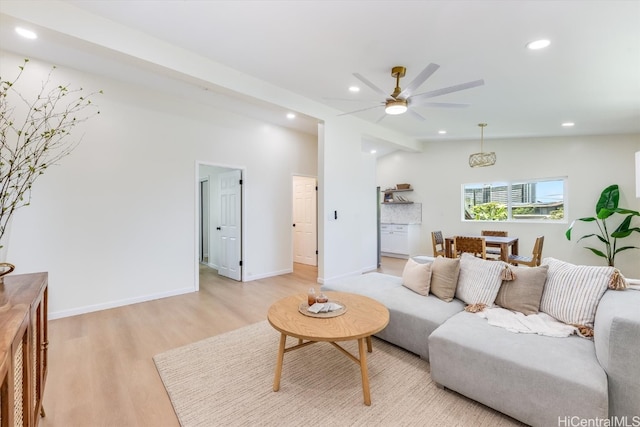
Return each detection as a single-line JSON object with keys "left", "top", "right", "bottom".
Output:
{"left": 463, "top": 178, "right": 566, "bottom": 222}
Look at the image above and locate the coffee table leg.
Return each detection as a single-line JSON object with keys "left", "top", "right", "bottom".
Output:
{"left": 273, "top": 333, "right": 287, "bottom": 392}
{"left": 358, "top": 337, "right": 371, "bottom": 406}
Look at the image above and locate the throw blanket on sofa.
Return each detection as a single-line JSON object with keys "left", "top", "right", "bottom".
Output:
{"left": 477, "top": 307, "right": 578, "bottom": 337}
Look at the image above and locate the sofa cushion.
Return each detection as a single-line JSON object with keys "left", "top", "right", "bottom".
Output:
{"left": 540, "top": 258, "right": 613, "bottom": 329}
{"left": 374, "top": 286, "right": 465, "bottom": 359}
{"left": 455, "top": 253, "right": 505, "bottom": 306}
{"left": 321, "top": 272, "right": 403, "bottom": 299}
{"left": 430, "top": 256, "right": 460, "bottom": 302}
{"left": 495, "top": 264, "right": 548, "bottom": 315}
{"left": 401, "top": 258, "right": 432, "bottom": 296}
{"left": 429, "top": 311, "right": 608, "bottom": 426}
{"left": 594, "top": 288, "right": 640, "bottom": 418}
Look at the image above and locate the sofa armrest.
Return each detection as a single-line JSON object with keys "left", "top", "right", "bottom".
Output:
{"left": 594, "top": 288, "right": 640, "bottom": 417}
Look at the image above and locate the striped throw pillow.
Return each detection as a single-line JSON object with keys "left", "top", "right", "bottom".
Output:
{"left": 539, "top": 258, "right": 612, "bottom": 329}
{"left": 455, "top": 253, "right": 506, "bottom": 305}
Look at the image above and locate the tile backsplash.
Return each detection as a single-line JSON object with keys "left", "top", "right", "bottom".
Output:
{"left": 380, "top": 203, "right": 422, "bottom": 224}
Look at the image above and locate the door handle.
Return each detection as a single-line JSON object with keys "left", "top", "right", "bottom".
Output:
{"left": 292, "top": 224, "right": 296, "bottom": 227}
{"left": 216, "top": 227, "right": 221, "bottom": 230}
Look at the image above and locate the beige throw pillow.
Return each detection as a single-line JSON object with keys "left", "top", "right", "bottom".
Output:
{"left": 495, "top": 265, "right": 549, "bottom": 315}
{"left": 401, "top": 258, "right": 432, "bottom": 296}
{"left": 430, "top": 256, "right": 460, "bottom": 302}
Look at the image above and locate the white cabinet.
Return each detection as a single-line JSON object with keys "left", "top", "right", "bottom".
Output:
{"left": 380, "top": 223, "right": 420, "bottom": 258}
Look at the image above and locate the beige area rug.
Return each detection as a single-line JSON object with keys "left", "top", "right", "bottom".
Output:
{"left": 153, "top": 321, "right": 523, "bottom": 427}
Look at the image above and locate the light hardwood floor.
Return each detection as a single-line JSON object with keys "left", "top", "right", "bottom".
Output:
{"left": 39, "top": 257, "right": 406, "bottom": 426}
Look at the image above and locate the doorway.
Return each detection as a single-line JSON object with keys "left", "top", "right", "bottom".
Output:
{"left": 292, "top": 175, "right": 318, "bottom": 266}
{"left": 199, "top": 177, "right": 210, "bottom": 263}
{"left": 197, "top": 163, "right": 244, "bottom": 288}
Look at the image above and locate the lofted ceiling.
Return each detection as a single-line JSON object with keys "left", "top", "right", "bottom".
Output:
{"left": 1, "top": 1, "right": 639, "bottom": 151}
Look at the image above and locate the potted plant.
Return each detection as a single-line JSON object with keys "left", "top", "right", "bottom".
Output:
{"left": 565, "top": 184, "right": 640, "bottom": 267}
{"left": 1, "top": 58, "right": 101, "bottom": 281}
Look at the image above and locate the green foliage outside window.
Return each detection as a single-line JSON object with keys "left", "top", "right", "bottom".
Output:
{"left": 471, "top": 202, "right": 507, "bottom": 221}
{"left": 549, "top": 207, "right": 564, "bottom": 220}
{"left": 513, "top": 207, "right": 534, "bottom": 215}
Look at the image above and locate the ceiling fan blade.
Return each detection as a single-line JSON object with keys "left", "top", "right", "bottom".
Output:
{"left": 411, "top": 79, "right": 485, "bottom": 101}
{"left": 337, "top": 104, "right": 383, "bottom": 116}
{"left": 398, "top": 63, "right": 440, "bottom": 99}
{"left": 409, "top": 100, "right": 471, "bottom": 108}
{"left": 323, "top": 97, "right": 380, "bottom": 103}
{"left": 375, "top": 113, "right": 386, "bottom": 123}
{"left": 408, "top": 109, "right": 427, "bottom": 122}
{"left": 353, "top": 73, "right": 389, "bottom": 98}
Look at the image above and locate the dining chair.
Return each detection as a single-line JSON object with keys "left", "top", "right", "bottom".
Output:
{"left": 431, "top": 231, "right": 446, "bottom": 257}
{"left": 508, "top": 236, "right": 544, "bottom": 267}
{"left": 481, "top": 230, "right": 508, "bottom": 259}
{"left": 454, "top": 236, "right": 486, "bottom": 259}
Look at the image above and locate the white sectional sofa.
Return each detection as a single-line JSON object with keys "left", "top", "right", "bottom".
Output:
{"left": 321, "top": 255, "right": 640, "bottom": 426}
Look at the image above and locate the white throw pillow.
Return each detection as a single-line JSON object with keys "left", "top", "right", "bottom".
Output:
{"left": 402, "top": 258, "right": 432, "bottom": 296}
{"left": 539, "top": 257, "right": 613, "bottom": 329}
{"left": 455, "top": 253, "right": 506, "bottom": 306}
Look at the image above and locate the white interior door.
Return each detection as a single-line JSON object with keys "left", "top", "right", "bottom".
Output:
{"left": 293, "top": 176, "right": 317, "bottom": 266}
{"left": 218, "top": 170, "right": 242, "bottom": 280}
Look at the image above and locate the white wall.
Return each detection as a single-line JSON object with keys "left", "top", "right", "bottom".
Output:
{"left": 377, "top": 134, "right": 640, "bottom": 278}
{"left": 2, "top": 52, "right": 318, "bottom": 318}
{"left": 360, "top": 151, "right": 379, "bottom": 273}
{"left": 1, "top": 2, "right": 422, "bottom": 315}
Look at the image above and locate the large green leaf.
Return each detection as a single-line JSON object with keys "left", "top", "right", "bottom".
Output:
{"left": 595, "top": 184, "right": 619, "bottom": 214}
{"left": 615, "top": 208, "right": 640, "bottom": 216}
{"left": 597, "top": 208, "right": 615, "bottom": 220}
{"left": 612, "top": 226, "right": 640, "bottom": 238}
{"left": 576, "top": 233, "right": 601, "bottom": 243}
{"left": 566, "top": 217, "right": 597, "bottom": 240}
{"left": 614, "top": 245, "right": 639, "bottom": 255}
{"left": 566, "top": 184, "right": 638, "bottom": 267}
{"left": 585, "top": 247, "right": 607, "bottom": 258}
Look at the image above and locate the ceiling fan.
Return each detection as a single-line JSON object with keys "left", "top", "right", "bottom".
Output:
{"left": 337, "top": 64, "right": 484, "bottom": 122}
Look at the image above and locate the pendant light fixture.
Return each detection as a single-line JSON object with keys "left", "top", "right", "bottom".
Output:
{"left": 469, "top": 123, "right": 496, "bottom": 167}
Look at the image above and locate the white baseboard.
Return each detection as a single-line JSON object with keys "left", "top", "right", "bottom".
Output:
{"left": 49, "top": 286, "right": 195, "bottom": 320}
{"left": 322, "top": 269, "right": 365, "bottom": 284}
{"left": 243, "top": 268, "right": 293, "bottom": 282}
{"left": 381, "top": 252, "right": 409, "bottom": 259}
{"left": 361, "top": 264, "right": 378, "bottom": 273}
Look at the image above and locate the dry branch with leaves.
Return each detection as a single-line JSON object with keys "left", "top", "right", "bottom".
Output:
{"left": 0, "top": 59, "right": 102, "bottom": 248}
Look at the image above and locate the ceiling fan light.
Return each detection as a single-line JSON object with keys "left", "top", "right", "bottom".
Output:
{"left": 15, "top": 27, "right": 37, "bottom": 39}
{"left": 385, "top": 99, "right": 408, "bottom": 115}
{"left": 526, "top": 39, "right": 550, "bottom": 50}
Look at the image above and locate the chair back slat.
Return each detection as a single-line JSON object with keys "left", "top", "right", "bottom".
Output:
{"left": 532, "top": 236, "right": 544, "bottom": 266}
{"left": 481, "top": 230, "right": 508, "bottom": 237}
{"left": 431, "top": 231, "right": 446, "bottom": 257}
{"left": 454, "top": 236, "right": 486, "bottom": 259}
{"left": 508, "top": 235, "right": 544, "bottom": 267}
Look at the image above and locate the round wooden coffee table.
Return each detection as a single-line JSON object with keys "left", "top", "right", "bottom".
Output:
{"left": 267, "top": 291, "right": 389, "bottom": 406}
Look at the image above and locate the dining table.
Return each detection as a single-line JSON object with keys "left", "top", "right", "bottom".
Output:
{"left": 444, "top": 235, "right": 519, "bottom": 262}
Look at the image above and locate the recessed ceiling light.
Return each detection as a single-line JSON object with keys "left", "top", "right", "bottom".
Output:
{"left": 561, "top": 122, "right": 575, "bottom": 127}
{"left": 370, "top": 149, "right": 377, "bottom": 154}
{"left": 438, "top": 130, "right": 447, "bottom": 135}
{"left": 526, "top": 39, "right": 550, "bottom": 50}
{"left": 286, "top": 113, "right": 296, "bottom": 119}
{"left": 348, "top": 86, "right": 360, "bottom": 93}
{"left": 15, "top": 27, "right": 37, "bottom": 39}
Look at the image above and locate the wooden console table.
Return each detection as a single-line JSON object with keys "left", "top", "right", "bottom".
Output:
{"left": 0, "top": 272, "right": 48, "bottom": 427}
